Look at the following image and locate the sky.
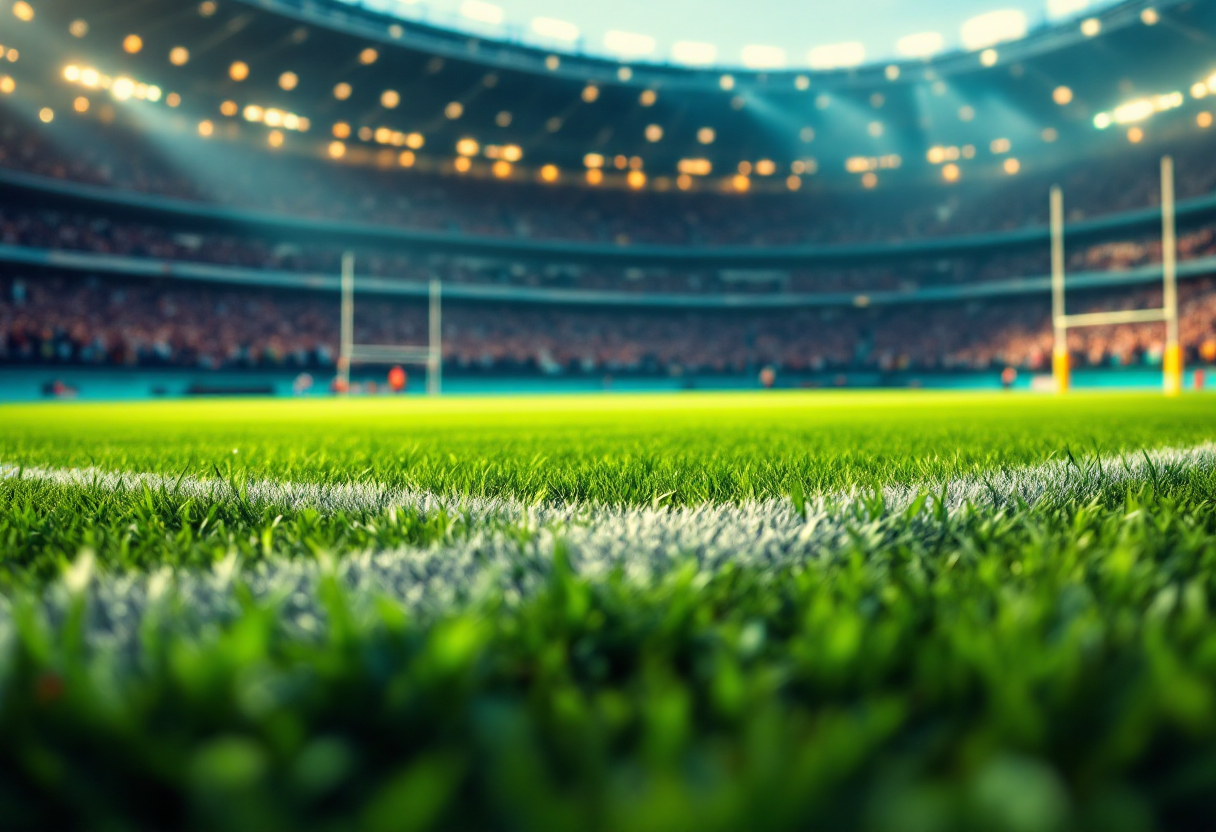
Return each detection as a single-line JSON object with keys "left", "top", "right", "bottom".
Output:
{"left": 374, "top": 0, "right": 1121, "bottom": 67}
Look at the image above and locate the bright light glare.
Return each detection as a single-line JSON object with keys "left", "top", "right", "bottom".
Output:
{"left": 460, "top": 0, "right": 503, "bottom": 25}
{"left": 896, "top": 32, "right": 943, "bottom": 58}
{"left": 741, "top": 45, "right": 786, "bottom": 69}
{"left": 531, "top": 17, "right": 578, "bottom": 42}
{"left": 603, "top": 30, "right": 655, "bottom": 57}
{"left": 807, "top": 42, "right": 865, "bottom": 69}
{"left": 960, "top": 10, "right": 1027, "bottom": 50}
{"left": 672, "top": 41, "right": 717, "bottom": 65}
{"left": 1046, "top": 0, "right": 1089, "bottom": 19}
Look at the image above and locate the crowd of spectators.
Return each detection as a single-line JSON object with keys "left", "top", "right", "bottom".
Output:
{"left": 4, "top": 108, "right": 1216, "bottom": 248}
{"left": 4, "top": 204, "right": 1216, "bottom": 296}
{"left": 6, "top": 271, "right": 1216, "bottom": 377}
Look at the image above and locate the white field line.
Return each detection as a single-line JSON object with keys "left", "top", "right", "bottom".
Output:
{"left": 1, "top": 442, "right": 1215, "bottom": 653}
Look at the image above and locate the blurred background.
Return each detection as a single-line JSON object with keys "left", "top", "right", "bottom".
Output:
{"left": 1, "top": 0, "right": 1215, "bottom": 399}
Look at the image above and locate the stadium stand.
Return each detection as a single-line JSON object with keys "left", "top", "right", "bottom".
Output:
{"left": 2, "top": 0, "right": 1216, "bottom": 391}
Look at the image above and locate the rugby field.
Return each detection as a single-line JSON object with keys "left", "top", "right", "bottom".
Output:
{"left": 2, "top": 391, "right": 1216, "bottom": 832}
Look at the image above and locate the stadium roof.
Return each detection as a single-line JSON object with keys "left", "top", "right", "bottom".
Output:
{"left": 7, "top": 0, "right": 1216, "bottom": 192}
{"left": 317, "top": 0, "right": 1124, "bottom": 70}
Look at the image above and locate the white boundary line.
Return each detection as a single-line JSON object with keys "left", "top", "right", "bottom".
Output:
{"left": 3, "top": 442, "right": 1216, "bottom": 653}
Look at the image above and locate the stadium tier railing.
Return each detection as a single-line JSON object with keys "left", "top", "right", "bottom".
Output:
{"left": 3, "top": 167, "right": 1216, "bottom": 267}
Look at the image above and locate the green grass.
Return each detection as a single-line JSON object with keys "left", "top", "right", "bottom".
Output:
{"left": 4, "top": 391, "right": 1216, "bottom": 506}
{"left": 3, "top": 390, "right": 1216, "bottom": 832}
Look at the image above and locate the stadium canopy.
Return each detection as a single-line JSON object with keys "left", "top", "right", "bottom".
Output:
{"left": 7, "top": 0, "right": 1216, "bottom": 194}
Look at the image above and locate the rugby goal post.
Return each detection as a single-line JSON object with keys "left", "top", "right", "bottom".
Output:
{"left": 1051, "top": 155, "right": 1182, "bottom": 396}
{"left": 337, "top": 251, "right": 442, "bottom": 396}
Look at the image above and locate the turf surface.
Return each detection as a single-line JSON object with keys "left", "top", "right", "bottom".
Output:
{"left": 2, "top": 391, "right": 1216, "bottom": 832}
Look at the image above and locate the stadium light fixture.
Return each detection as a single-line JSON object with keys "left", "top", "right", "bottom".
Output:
{"left": 896, "top": 32, "right": 943, "bottom": 59}
{"left": 460, "top": 0, "right": 503, "bottom": 26}
{"left": 603, "top": 31, "right": 655, "bottom": 59}
{"left": 741, "top": 45, "right": 786, "bottom": 70}
{"left": 1046, "top": 0, "right": 1088, "bottom": 19}
{"left": 807, "top": 42, "right": 865, "bottom": 70}
{"left": 531, "top": 17, "right": 578, "bottom": 42}
{"left": 672, "top": 41, "right": 717, "bottom": 66}
{"left": 960, "top": 10, "right": 1026, "bottom": 51}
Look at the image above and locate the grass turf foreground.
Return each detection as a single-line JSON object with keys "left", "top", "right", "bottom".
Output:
{"left": 2, "top": 391, "right": 1216, "bottom": 831}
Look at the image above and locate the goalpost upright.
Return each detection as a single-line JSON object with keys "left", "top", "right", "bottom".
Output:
{"left": 337, "top": 251, "right": 443, "bottom": 396}
{"left": 1050, "top": 155, "right": 1182, "bottom": 396}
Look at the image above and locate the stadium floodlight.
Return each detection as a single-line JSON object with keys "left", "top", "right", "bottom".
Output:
{"left": 1046, "top": 0, "right": 1089, "bottom": 19}
{"left": 807, "top": 42, "right": 865, "bottom": 70}
{"left": 896, "top": 32, "right": 944, "bottom": 59}
{"left": 531, "top": 17, "right": 579, "bottom": 43}
{"left": 1050, "top": 157, "right": 1181, "bottom": 396}
{"left": 960, "top": 10, "right": 1027, "bottom": 50}
{"left": 460, "top": 0, "right": 503, "bottom": 25}
{"left": 339, "top": 253, "right": 443, "bottom": 397}
{"left": 603, "top": 31, "right": 656, "bottom": 58}
{"left": 672, "top": 41, "right": 717, "bottom": 65}
{"left": 741, "top": 45, "right": 786, "bottom": 69}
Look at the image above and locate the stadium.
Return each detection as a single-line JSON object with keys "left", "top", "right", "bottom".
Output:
{"left": 3, "top": 0, "right": 1216, "bottom": 827}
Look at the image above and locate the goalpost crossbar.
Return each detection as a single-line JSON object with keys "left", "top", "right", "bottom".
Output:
{"left": 1050, "top": 155, "right": 1182, "bottom": 396}
{"left": 338, "top": 251, "right": 443, "bottom": 396}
